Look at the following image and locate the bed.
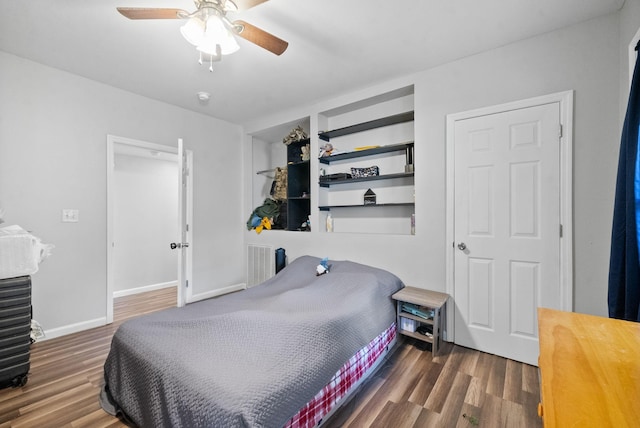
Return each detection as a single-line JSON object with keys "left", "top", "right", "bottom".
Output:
{"left": 100, "top": 255, "right": 404, "bottom": 427}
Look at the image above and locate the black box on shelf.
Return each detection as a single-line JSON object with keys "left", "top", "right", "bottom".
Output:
{"left": 319, "top": 173, "right": 352, "bottom": 182}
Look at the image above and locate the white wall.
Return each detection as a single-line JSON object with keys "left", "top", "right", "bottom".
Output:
{"left": 0, "top": 6, "right": 632, "bottom": 337}
{"left": 113, "top": 154, "right": 177, "bottom": 292}
{"left": 244, "top": 12, "right": 623, "bottom": 318}
{"left": 619, "top": 0, "right": 640, "bottom": 118}
{"left": 0, "top": 52, "right": 244, "bottom": 337}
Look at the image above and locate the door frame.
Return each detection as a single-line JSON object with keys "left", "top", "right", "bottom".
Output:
{"left": 445, "top": 91, "right": 574, "bottom": 342}
{"left": 106, "top": 135, "right": 193, "bottom": 324}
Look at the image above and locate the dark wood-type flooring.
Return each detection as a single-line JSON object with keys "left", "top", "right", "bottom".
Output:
{"left": 0, "top": 288, "right": 542, "bottom": 427}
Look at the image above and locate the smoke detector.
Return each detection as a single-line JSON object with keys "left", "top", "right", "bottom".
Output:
{"left": 196, "top": 91, "right": 211, "bottom": 105}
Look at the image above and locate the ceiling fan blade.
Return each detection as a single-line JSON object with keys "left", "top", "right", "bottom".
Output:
{"left": 116, "top": 7, "right": 186, "bottom": 19}
{"left": 233, "top": 0, "right": 269, "bottom": 12}
{"left": 233, "top": 20, "right": 288, "bottom": 55}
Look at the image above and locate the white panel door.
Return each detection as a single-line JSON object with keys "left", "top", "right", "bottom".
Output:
{"left": 453, "top": 102, "right": 561, "bottom": 365}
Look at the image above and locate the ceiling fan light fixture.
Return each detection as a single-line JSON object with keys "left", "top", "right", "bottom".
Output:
{"left": 197, "top": 32, "right": 239, "bottom": 55}
{"left": 180, "top": 17, "right": 205, "bottom": 46}
{"left": 183, "top": 14, "right": 240, "bottom": 60}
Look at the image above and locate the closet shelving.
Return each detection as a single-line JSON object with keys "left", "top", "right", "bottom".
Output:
{"left": 318, "top": 112, "right": 414, "bottom": 142}
{"left": 286, "top": 138, "right": 311, "bottom": 231}
{"left": 318, "top": 138, "right": 414, "bottom": 212}
{"left": 319, "top": 142, "right": 415, "bottom": 188}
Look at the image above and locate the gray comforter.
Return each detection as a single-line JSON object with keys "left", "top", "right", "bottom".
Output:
{"left": 101, "top": 256, "right": 403, "bottom": 427}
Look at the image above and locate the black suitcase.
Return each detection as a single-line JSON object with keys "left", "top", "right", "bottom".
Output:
{"left": 0, "top": 275, "right": 31, "bottom": 389}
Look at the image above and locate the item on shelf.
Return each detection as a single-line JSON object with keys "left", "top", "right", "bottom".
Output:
{"left": 351, "top": 166, "right": 379, "bottom": 178}
{"left": 326, "top": 213, "right": 333, "bottom": 232}
{"left": 405, "top": 144, "right": 414, "bottom": 173}
{"left": 319, "top": 143, "right": 334, "bottom": 157}
{"left": 246, "top": 198, "right": 282, "bottom": 232}
{"left": 300, "top": 216, "right": 311, "bottom": 231}
{"left": 400, "top": 317, "right": 417, "bottom": 333}
{"left": 364, "top": 189, "right": 377, "bottom": 205}
{"left": 401, "top": 302, "right": 433, "bottom": 319}
{"left": 416, "top": 324, "right": 433, "bottom": 338}
{"left": 301, "top": 144, "right": 310, "bottom": 161}
{"left": 270, "top": 166, "right": 288, "bottom": 201}
{"left": 254, "top": 217, "right": 272, "bottom": 234}
{"left": 282, "top": 125, "right": 308, "bottom": 146}
{"left": 355, "top": 145, "right": 380, "bottom": 151}
{"left": 319, "top": 173, "right": 352, "bottom": 182}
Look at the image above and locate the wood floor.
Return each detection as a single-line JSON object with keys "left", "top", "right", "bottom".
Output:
{"left": 325, "top": 340, "right": 542, "bottom": 428}
{"left": 0, "top": 288, "right": 542, "bottom": 428}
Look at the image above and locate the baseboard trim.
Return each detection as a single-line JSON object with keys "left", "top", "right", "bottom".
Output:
{"left": 113, "top": 280, "right": 178, "bottom": 298}
{"left": 38, "top": 282, "right": 246, "bottom": 342}
{"left": 40, "top": 317, "right": 107, "bottom": 342}
{"left": 189, "top": 282, "right": 246, "bottom": 303}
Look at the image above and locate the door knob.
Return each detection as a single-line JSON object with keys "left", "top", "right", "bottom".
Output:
{"left": 457, "top": 242, "right": 467, "bottom": 251}
{"left": 170, "top": 242, "right": 189, "bottom": 250}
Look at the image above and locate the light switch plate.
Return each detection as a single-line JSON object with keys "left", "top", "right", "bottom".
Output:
{"left": 62, "top": 209, "right": 79, "bottom": 223}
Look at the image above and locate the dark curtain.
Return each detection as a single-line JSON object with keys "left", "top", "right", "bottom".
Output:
{"left": 608, "top": 40, "right": 640, "bottom": 321}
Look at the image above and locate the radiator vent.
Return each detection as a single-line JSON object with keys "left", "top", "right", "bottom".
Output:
{"left": 247, "top": 244, "right": 275, "bottom": 287}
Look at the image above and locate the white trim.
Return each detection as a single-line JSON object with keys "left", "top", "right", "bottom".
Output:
{"left": 40, "top": 317, "right": 107, "bottom": 341}
{"left": 188, "top": 282, "right": 247, "bottom": 303}
{"left": 185, "top": 149, "right": 194, "bottom": 303}
{"left": 113, "top": 280, "right": 178, "bottom": 298}
{"left": 445, "top": 90, "right": 574, "bottom": 342}
{"left": 177, "top": 139, "right": 195, "bottom": 306}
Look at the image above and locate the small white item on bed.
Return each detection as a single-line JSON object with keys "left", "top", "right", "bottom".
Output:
{"left": 316, "top": 257, "right": 330, "bottom": 276}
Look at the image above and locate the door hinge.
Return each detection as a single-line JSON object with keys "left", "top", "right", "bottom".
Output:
{"left": 186, "top": 279, "right": 189, "bottom": 288}
{"left": 558, "top": 124, "right": 563, "bottom": 138}
{"left": 560, "top": 224, "right": 563, "bottom": 237}
{"left": 186, "top": 224, "right": 189, "bottom": 232}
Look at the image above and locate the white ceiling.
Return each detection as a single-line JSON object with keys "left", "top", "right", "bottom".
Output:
{"left": 0, "top": 0, "right": 625, "bottom": 126}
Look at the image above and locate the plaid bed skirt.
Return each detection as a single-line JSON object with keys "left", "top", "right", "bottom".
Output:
{"left": 284, "top": 323, "right": 396, "bottom": 428}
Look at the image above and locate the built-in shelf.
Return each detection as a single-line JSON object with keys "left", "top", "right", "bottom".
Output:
{"left": 320, "top": 172, "right": 414, "bottom": 187}
{"left": 318, "top": 112, "right": 414, "bottom": 142}
{"left": 286, "top": 140, "right": 311, "bottom": 231}
{"left": 319, "top": 142, "right": 414, "bottom": 165}
{"left": 319, "top": 202, "right": 414, "bottom": 211}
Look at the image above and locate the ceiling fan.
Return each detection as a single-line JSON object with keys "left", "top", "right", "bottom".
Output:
{"left": 117, "top": 0, "right": 288, "bottom": 69}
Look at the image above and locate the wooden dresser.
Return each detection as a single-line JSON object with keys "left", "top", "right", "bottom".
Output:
{"left": 537, "top": 308, "right": 640, "bottom": 427}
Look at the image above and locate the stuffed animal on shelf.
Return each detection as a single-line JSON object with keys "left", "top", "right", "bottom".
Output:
{"left": 319, "top": 143, "right": 333, "bottom": 157}
{"left": 283, "top": 125, "right": 308, "bottom": 145}
{"left": 301, "top": 144, "right": 310, "bottom": 161}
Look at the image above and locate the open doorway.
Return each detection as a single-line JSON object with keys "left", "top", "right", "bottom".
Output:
{"left": 106, "top": 135, "right": 192, "bottom": 324}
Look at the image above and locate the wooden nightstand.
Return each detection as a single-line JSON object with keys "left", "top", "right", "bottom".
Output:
{"left": 392, "top": 286, "right": 449, "bottom": 358}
